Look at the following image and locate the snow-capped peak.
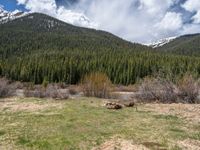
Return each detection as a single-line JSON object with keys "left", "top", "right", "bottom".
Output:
{"left": 0, "top": 6, "right": 28, "bottom": 24}
{"left": 147, "top": 36, "right": 177, "bottom": 48}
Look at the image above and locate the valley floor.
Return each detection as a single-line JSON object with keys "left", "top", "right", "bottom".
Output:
{"left": 0, "top": 97, "right": 200, "bottom": 150}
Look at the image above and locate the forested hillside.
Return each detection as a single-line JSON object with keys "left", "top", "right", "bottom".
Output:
{"left": 157, "top": 34, "right": 200, "bottom": 56}
{"left": 0, "top": 13, "right": 200, "bottom": 85}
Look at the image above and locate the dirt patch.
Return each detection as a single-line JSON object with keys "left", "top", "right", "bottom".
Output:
{"left": 178, "top": 139, "right": 200, "bottom": 150}
{"left": 92, "top": 138, "right": 149, "bottom": 150}
{"left": 142, "top": 142, "right": 167, "bottom": 150}
{"left": 0, "top": 98, "right": 63, "bottom": 112}
{"left": 143, "top": 103, "right": 200, "bottom": 123}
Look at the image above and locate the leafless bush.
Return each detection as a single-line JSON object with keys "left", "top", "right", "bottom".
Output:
{"left": 68, "top": 86, "right": 79, "bottom": 95}
{"left": 137, "top": 77, "right": 177, "bottom": 103}
{"left": 46, "top": 84, "right": 69, "bottom": 99}
{"left": 24, "top": 84, "right": 69, "bottom": 100}
{"left": 82, "top": 72, "right": 112, "bottom": 98}
{"left": 24, "top": 85, "right": 46, "bottom": 98}
{"left": 0, "top": 78, "right": 15, "bottom": 98}
{"left": 177, "top": 75, "right": 199, "bottom": 103}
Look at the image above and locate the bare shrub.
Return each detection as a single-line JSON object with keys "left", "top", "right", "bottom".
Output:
{"left": 0, "top": 78, "right": 15, "bottom": 98}
{"left": 68, "top": 86, "right": 79, "bottom": 95}
{"left": 114, "top": 85, "right": 137, "bottom": 92}
{"left": 45, "top": 84, "right": 69, "bottom": 99}
{"left": 24, "top": 84, "right": 68, "bottom": 99}
{"left": 177, "top": 75, "right": 199, "bottom": 103}
{"left": 81, "top": 72, "right": 112, "bottom": 98}
{"left": 137, "top": 77, "right": 177, "bottom": 103}
{"left": 24, "top": 85, "right": 46, "bottom": 98}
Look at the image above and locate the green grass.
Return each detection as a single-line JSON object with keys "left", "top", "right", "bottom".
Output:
{"left": 0, "top": 97, "right": 199, "bottom": 150}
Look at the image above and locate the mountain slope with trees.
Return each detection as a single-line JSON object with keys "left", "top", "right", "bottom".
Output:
{"left": 156, "top": 34, "right": 200, "bottom": 56}
{"left": 0, "top": 13, "right": 200, "bottom": 85}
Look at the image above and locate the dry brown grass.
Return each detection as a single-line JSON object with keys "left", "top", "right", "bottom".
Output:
{"left": 143, "top": 103, "right": 200, "bottom": 123}
{"left": 177, "top": 139, "right": 200, "bottom": 150}
{"left": 0, "top": 97, "right": 63, "bottom": 112}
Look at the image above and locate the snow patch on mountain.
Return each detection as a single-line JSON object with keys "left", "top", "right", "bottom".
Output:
{"left": 147, "top": 36, "right": 177, "bottom": 48}
{"left": 0, "top": 6, "right": 28, "bottom": 24}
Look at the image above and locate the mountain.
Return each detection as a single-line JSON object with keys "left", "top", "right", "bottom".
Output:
{"left": 0, "top": 12, "right": 156, "bottom": 84}
{"left": 149, "top": 36, "right": 177, "bottom": 48}
{"left": 0, "top": 12, "right": 199, "bottom": 85}
{"left": 0, "top": 12, "right": 150, "bottom": 57}
{"left": 0, "top": 6, "right": 28, "bottom": 24}
{"left": 156, "top": 34, "right": 200, "bottom": 56}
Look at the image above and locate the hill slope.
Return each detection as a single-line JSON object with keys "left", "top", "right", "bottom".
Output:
{"left": 0, "top": 13, "right": 149, "bottom": 58}
{"left": 156, "top": 34, "right": 200, "bottom": 56}
{"left": 0, "top": 13, "right": 200, "bottom": 84}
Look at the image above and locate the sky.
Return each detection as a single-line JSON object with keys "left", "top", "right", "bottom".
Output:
{"left": 1, "top": 0, "right": 200, "bottom": 44}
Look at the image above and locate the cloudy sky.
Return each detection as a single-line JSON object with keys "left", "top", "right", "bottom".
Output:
{"left": 1, "top": 0, "right": 200, "bottom": 44}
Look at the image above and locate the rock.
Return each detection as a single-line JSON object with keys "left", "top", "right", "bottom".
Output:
{"left": 105, "top": 102, "right": 123, "bottom": 109}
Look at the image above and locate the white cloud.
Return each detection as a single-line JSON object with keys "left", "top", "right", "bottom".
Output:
{"left": 15, "top": 0, "right": 200, "bottom": 43}
{"left": 182, "top": 0, "right": 200, "bottom": 12}
{"left": 139, "top": 0, "right": 174, "bottom": 15}
{"left": 56, "top": 6, "right": 97, "bottom": 28}
{"left": 155, "top": 12, "right": 183, "bottom": 31}
{"left": 76, "top": 0, "right": 178, "bottom": 43}
{"left": 182, "top": 0, "right": 200, "bottom": 23}
{"left": 181, "top": 24, "right": 200, "bottom": 35}
{"left": 16, "top": 0, "right": 96, "bottom": 28}
{"left": 192, "top": 11, "right": 200, "bottom": 23}
{"left": 17, "top": 0, "right": 27, "bottom": 5}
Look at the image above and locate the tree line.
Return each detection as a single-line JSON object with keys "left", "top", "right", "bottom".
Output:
{"left": 1, "top": 49, "right": 200, "bottom": 85}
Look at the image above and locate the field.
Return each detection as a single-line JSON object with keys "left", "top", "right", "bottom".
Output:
{"left": 0, "top": 97, "right": 200, "bottom": 150}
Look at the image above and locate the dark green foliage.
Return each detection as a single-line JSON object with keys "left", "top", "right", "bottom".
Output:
{"left": 0, "top": 13, "right": 200, "bottom": 85}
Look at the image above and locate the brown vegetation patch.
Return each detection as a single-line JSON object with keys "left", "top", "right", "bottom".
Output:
{"left": 177, "top": 139, "right": 200, "bottom": 150}
{"left": 0, "top": 98, "right": 63, "bottom": 112}
{"left": 144, "top": 103, "right": 200, "bottom": 123}
{"left": 82, "top": 72, "right": 112, "bottom": 98}
{"left": 142, "top": 142, "right": 166, "bottom": 150}
{"left": 92, "top": 138, "right": 149, "bottom": 150}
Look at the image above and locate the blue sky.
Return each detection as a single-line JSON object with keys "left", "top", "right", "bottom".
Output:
{"left": 1, "top": 0, "right": 200, "bottom": 43}
{"left": 0, "top": 0, "right": 26, "bottom": 11}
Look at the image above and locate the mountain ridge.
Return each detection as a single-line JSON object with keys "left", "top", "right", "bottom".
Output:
{"left": 156, "top": 33, "right": 200, "bottom": 55}
{"left": 0, "top": 12, "right": 200, "bottom": 85}
{"left": 0, "top": 12, "right": 150, "bottom": 58}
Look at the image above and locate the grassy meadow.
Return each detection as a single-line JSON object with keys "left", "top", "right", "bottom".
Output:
{"left": 0, "top": 97, "right": 199, "bottom": 150}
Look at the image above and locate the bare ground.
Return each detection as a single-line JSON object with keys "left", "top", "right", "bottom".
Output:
{"left": 92, "top": 137, "right": 149, "bottom": 150}
{"left": 177, "top": 139, "right": 200, "bottom": 150}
